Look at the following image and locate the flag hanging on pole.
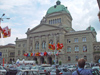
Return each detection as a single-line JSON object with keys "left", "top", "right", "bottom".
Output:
{"left": 2, "top": 26, "right": 11, "bottom": 38}
{"left": 0, "top": 26, "right": 3, "bottom": 33}
{"left": 0, "top": 26, "right": 2, "bottom": 38}
{"left": 0, "top": 33, "right": 1, "bottom": 38}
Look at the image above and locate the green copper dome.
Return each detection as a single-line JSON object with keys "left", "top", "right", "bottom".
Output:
{"left": 86, "top": 26, "right": 95, "bottom": 31}
{"left": 46, "top": 0, "right": 70, "bottom": 15}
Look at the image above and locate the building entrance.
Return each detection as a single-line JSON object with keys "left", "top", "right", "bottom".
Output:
{"left": 33, "top": 57, "right": 37, "bottom": 62}
{"left": 48, "top": 57, "right": 52, "bottom": 64}
{"left": 40, "top": 57, "right": 44, "bottom": 64}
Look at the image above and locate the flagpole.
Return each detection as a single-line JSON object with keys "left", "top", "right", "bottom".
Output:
{"left": 55, "top": 34, "right": 56, "bottom": 65}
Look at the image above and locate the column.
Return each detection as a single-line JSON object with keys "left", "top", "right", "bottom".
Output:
{"left": 39, "top": 36, "right": 42, "bottom": 52}
{"left": 32, "top": 37, "right": 35, "bottom": 52}
{"left": 46, "top": 35, "right": 49, "bottom": 51}
{"left": 26, "top": 36, "right": 29, "bottom": 60}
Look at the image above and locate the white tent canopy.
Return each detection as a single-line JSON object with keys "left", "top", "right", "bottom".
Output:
{"left": 16, "top": 59, "right": 36, "bottom": 64}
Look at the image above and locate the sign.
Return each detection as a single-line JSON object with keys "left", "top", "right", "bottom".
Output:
{"left": 0, "top": 52, "right": 2, "bottom": 56}
{"left": 0, "top": 57, "right": 2, "bottom": 64}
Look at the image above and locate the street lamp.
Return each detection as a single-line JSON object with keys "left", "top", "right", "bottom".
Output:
{"left": 0, "top": 13, "right": 10, "bottom": 26}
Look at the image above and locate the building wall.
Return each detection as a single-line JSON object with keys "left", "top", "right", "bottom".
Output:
{"left": 93, "top": 42, "right": 100, "bottom": 63}
{"left": 0, "top": 46, "right": 15, "bottom": 64}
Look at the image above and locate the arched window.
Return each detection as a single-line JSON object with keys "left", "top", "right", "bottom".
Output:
{"left": 59, "top": 18, "right": 61, "bottom": 23}
{"left": 49, "top": 40, "right": 53, "bottom": 44}
{"left": 23, "top": 50, "right": 25, "bottom": 55}
{"left": 97, "top": 46, "right": 100, "bottom": 50}
{"left": 18, "top": 50, "right": 20, "bottom": 55}
{"left": 58, "top": 18, "right": 61, "bottom": 23}
{"left": 49, "top": 20, "right": 51, "bottom": 24}
{"left": 42, "top": 41, "right": 46, "bottom": 49}
{"left": 76, "top": 56, "right": 79, "bottom": 61}
{"left": 55, "top": 19, "right": 57, "bottom": 24}
{"left": 13, "top": 58, "right": 14, "bottom": 61}
{"left": 75, "top": 46, "right": 79, "bottom": 52}
{"left": 83, "top": 45, "right": 87, "bottom": 52}
{"left": 68, "top": 56, "right": 71, "bottom": 61}
{"left": 67, "top": 46, "right": 71, "bottom": 53}
{"left": 51, "top": 20, "right": 52, "bottom": 24}
{"left": 35, "top": 41, "right": 39, "bottom": 49}
{"left": 53, "top": 19, "right": 54, "bottom": 24}
{"left": 94, "top": 46, "right": 97, "bottom": 50}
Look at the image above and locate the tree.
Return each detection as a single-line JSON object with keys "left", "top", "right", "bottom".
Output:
{"left": 44, "top": 61, "right": 46, "bottom": 64}
{"left": 36, "top": 61, "right": 38, "bottom": 64}
{"left": 52, "top": 60, "right": 54, "bottom": 64}
{"left": 59, "top": 61, "right": 62, "bottom": 65}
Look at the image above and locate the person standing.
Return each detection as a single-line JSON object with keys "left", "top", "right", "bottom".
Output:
{"left": 72, "top": 58, "right": 93, "bottom": 75}
{"left": 56, "top": 65, "right": 60, "bottom": 75}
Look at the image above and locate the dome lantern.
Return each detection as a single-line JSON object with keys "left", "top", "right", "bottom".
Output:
{"left": 86, "top": 26, "right": 96, "bottom": 32}
{"left": 56, "top": 0, "right": 61, "bottom": 5}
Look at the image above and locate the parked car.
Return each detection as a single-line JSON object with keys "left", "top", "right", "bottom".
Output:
{"left": 38, "top": 66, "right": 49, "bottom": 75}
{"left": 16, "top": 69, "right": 39, "bottom": 75}
{"left": 41, "top": 64, "right": 52, "bottom": 74}
{"left": 31, "top": 66, "right": 40, "bottom": 71}
{"left": 49, "top": 69, "right": 56, "bottom": 75}
{"left": 0, "top": 65, "right": 7, "bottom": 75}
{"left": 59, "top": 68, "right": 72, "bottom": 75}
{"left": 6, "top": 68, "right": 18, "bottom": 75}
{"left": 92, "top": 69, "right": 100, "bottom": 75}
{"left": 92, "top": 66, "right": 100, "bottom": 72}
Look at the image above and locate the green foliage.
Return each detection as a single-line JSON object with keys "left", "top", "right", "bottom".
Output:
{"left": 59, "top": 61, "right": 62, "bottom": 65}
{"left": 52, "top": 61, "right": 54, "bottom": 64}
{"left": 36, "top": 61, "right": 38, "bottom": 64}
{"left": 44, "top": 61, "right": 46, "bottom": 64}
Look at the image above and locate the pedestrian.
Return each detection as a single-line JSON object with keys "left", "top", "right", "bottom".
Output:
{"left": 56, "top": 65, "right": 60, "bottom": 75}
{"left": 72, "top": 58, "right": 93, "bottom": 75}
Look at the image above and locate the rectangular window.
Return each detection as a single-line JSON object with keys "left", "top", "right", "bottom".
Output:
{"left": 76, "top": 56, "right": 79, "bottom": 61}
{"left": 82, "top": 37, "right": 86, "bottom": 42}
{"left": 18, "top": 44, "right": 21, "bottom": 47}
{"left": 18, "top": 50, "right": 20, "bottom": 55}
{"left": 23, "top": 44, "right": 26, "bottom": 47}
{"left": 84, "top": 56, "right": 87, "bottom": 61}
{"left": 74, "top": 38, "right": 78, "bottom": 43}
{"left": 75, "top": 46, "right": 79, "bottom": 52}
{"left": 67, "top": 47, "right": 71, "bottom": 53}
{"left": 68, "top": 56, "right": 71, "bottom": 61}
{"left": 49, "top": 20, "right": 50, "bottom": 24}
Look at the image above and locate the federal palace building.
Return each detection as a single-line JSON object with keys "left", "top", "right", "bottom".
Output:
{"left": 0, "top": 0, "right": 100, "bottom": 64}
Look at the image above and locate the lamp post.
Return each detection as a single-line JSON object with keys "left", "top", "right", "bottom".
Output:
{"left": 0, "top": 13, "right": 10, "bottom": 26}
{"left": 0, "top": 13, "right": 10, "bottom": 38}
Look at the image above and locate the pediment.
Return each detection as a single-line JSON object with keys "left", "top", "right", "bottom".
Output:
{"left": 28, "top": 24, "right": 60, "bottom": 33}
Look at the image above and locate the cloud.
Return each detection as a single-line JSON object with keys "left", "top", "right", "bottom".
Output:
{"left": 0, "top": 0, "right": 100, "bottom": 45}
{"left": 97, "top": 30, "right": 100, "bottom": 42}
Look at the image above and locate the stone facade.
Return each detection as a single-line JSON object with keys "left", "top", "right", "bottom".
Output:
{"left": 14, "top": 1, "right": 100, "bottom": 64}
{"left": 1, "top": 0, "right": 100, "bottom": 65}
{"left": 93, "top": 42, "right": 100, "bottom": 63}
{"left": 0, "top": 44, "right": 15, "bottom": 64}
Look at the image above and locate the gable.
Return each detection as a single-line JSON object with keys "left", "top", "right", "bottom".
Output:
{"left": 29, "top": 24, "right": 60, "bottom": 33}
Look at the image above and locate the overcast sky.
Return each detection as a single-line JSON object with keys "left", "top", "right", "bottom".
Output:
{"left": 0, "top": 0, "right": 100, "bottom": 45}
